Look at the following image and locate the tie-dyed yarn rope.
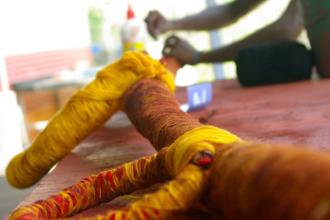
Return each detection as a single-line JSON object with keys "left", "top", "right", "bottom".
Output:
{"left": 8, "top": 52, "right": 330, "bottom": 220}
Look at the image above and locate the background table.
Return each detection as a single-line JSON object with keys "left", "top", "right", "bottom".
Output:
{"left": 15, "top": 79, "right": 330, "bottom": 218}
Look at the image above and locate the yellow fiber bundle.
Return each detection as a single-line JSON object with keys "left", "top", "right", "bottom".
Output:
{"left": 6, "top": 52, "right": 175, "bottom": 189}
{"left": 164, "top": 125, "right": 240, "bottom": 177}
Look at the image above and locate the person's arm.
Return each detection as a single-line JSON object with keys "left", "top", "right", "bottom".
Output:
{"left": 170, "top": 0, "right": 266, "bottom": 31}
{"left": 199, "top": 0, "right": 304, "bottom": 63}
{"left": 145, "top": 0, "right": 266, "bottom": 39}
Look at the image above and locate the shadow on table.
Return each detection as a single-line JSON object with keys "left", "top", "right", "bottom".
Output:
{"left": 0, "top": 176, "right": 34, "bottom": 218}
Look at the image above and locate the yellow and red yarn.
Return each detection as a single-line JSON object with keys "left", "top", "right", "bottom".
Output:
{"left": 6, "top": 52, "right": 175, "bottom": 189}
{"left": 8, "top": 151, "right": 169, "bottom": 219}
{"left": 9, "top": 126, "right": 240, "bottom": 219}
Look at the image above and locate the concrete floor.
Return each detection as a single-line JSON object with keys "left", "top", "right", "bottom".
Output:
{"left": 0, "top": 176, "right": 33, "bottom": 219}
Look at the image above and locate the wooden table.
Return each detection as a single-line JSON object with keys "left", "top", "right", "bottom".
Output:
{"left": 16, "top": 79, "right": 330, "bottom": 218}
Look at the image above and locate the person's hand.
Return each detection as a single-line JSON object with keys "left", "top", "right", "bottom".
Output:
{"left": 145, "top": 11, "right": 171, "bottom": 39}
{"left": 162, "top": 35, "right": 200, "bottom": 66}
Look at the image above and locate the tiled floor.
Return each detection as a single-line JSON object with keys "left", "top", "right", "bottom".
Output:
{"left": 0, "top": 176, "right": 33, "bottom": 219}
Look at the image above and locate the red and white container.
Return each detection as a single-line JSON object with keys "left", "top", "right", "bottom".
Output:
{"left": 121, "top": 4, "right": 147, "bottom": 52}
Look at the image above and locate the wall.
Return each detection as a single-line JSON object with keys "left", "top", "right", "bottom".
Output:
{"left": 0, "top": 0, "right": 92, "bottom": 84}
